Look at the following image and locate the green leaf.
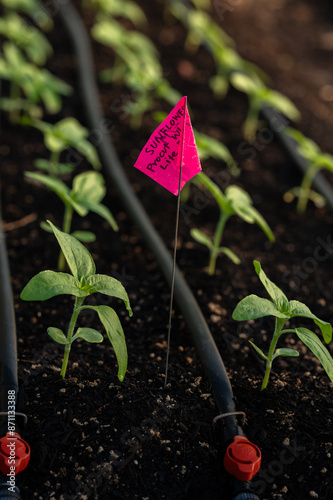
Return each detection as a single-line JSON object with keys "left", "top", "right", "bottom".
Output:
{"left": 34, "top": 159, "right": 75, "bottom": 175}
{"left": 263, "top": 90, "right": 300, "bottom": 122}
{"left": 47, "top": 221, "right": 96, "bottom": 280}
{"left": 94, "top": 305, "right": 128, "bottom": 381}
{"left": 190, "top": 229, "right": 213, "bottom": 249}
{"left": 71, "top": 230, "right": 96, "bottom": 243}
{"left": 226, "top": 188, "right": 274, "bottom": 243}
{"left": 83, "top": 201, "right": 119, "bottom": 232}
{"left": 230, "top": 72, "right": 259, "bottom": 95}
{"left": 20, "top": 270, "right": 86, "bottom": 301}
{"left": 86, "top": 274, "right": 132, "bottom": 316}
{"left": 232, "top": 294, "right": 289, "bottom": 321}
{"left": 193, "top": 172, "right": 231, "bottom": 213}
{"left": 248, "top": 206, "right": 275, "bottom": 242}
{"left": 272, "top": 348, "right": 299, "bottom": 360}
{"left": 25, "top": 171, "right": 70, "bottom": 202}
{"left": 296, "top": 327, "right": 333, "bottom": 383}
{"left": 248, "top": 340, "right": 267, "bottom": 360}
{"left": 72, "top": 327, "right": 104, "bottom": 343}
{"left": 72, "top": 171, "right": 106, "bottom": 205}
{"left": 287, "top": 300, "right": 332, "bottom": 343}
{"left": 253, "top": 261, "right": 288, "bottom": 311}
{"left": 47, "top": 327, "right": 69, "bottom": 345}
{"left": 218, "top": 246, "right": 241, "bottom": 264}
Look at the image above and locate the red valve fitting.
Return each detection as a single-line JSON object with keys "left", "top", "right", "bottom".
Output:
{"left": 224, "top": 436, "right": 261, "bottom": 481}
{"left": 0, "top": 432, "right": 30, "bottom": 475}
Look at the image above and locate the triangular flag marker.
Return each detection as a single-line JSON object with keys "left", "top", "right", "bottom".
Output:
{"left": 134, "top": 96, "right": 202, "bottom": 195}
{"left": 134, "top": 97, "right": 201, "bottom": 388}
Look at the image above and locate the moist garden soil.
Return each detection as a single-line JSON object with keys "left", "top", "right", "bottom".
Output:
{"left": 1, "top": 0, "right": 333, "bottom": 499}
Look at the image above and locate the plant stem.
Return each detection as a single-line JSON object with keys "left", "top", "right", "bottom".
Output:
{"left": 297, "top": 162, "right": 318, "bottom": 214}
{"left": 58, "top": 204, "right": 73, "bottom": 271}
{"left": 60, "top": 296, "right": 85, "bottom": 378}
{"left": 261, "top": 317, "right": 286, "bottom": 390}
{"left": 208, "top": 211, "right": 229, "bottom": 275}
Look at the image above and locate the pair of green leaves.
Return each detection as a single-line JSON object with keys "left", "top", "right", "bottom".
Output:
{"left": 26, "top": 170, "right": 118, "bottom": 242}
{"left": 90, "top": 0, "right": 148, "bottom": 28}
{"left": 0, "top": 42, "right": 72, "bottom": 117}
{"left": 21, "top": 222, "right": 132, "bottom": 380}
{"left": 233, "top": 261, "right": 333, "bottom": 387}
{"left": 190, "top": 172, "right": 274, "bottom": 272}
{"left": 25, "top": 116, "right": 101, "bottom": 172}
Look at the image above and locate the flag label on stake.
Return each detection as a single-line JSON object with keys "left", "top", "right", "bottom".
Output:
{"left": 134, "top": 96, "right": 202, "bottom": 195}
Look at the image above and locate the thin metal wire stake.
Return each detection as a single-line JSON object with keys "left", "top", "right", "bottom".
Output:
{"left": 164, "top": 96, "right": 187, "bottom": 389}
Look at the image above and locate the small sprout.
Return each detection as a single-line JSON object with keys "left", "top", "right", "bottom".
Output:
{"left": 0, "top": 12, "right": 53, "bottom": 66}
{"left": 25, "top": 170, "right": 118, "bottom": 270}
{"left": 88, "top": 0, "right": 148, "bottom": 27}
{"left": 283, "top": 128, "right": 333, "bottom": 213}
{"left": 230, "top": 73, "right": 300, "bottom": 141}
{"left": 23, "top": 116, "right": 101, "bottom": 174}
{"left": 232, "top": 261, "right": 333, "bottom": 390}
{"left": 169, "top": 3, "right": 262, "bottom": 100}
{"left": 190, "top": 173, "right": 274, "bottom": 275}
{"left": 20, "top": 222, "right": 132, "bottom": 380}
{"left": 0, "top": 42, "right": 72, "bottom": 122}
{"left": 1, "top": 0, "right": 54, "bottom": 31}
{"left": 91, "top": 16, "right": 181, "bottom": 128}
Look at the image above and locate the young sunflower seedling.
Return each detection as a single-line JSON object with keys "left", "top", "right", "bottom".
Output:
{"left": 2, "top": 0, "right": 54, "bottom": 31}
{"left": 283, "top": 128, "right": 333, "bottom": 213}
{"left": 0, "top": 42, "right": 72, "bottom": 122}
{"left": 20, "top": 222, "right": 132, "bottom": 380}
{"left": 232, "top": 260, "right": 333, "bottom": 390}
{"left": 0, "top": 12, "right": 53, "bottom": 66}
{"left": 190, "top": 172, "right": 274, "bottom": 275}
{"left": 91, "top": 15, "right": 181, "bottom": 128}
{"left": 230, "top": 73, "right": 300, "bottom": 141}
{"left": 25, "top": 170, "right": 118, "bottom": 270}
{"left": 23, "top": 116, "right": 101, "bottom": 176}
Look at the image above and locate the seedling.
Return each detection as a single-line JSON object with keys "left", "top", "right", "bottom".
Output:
{"left": 230, "top": 73, "right": 300, "bottom": 140}
{"left": 88, "top": 0, "right": 147, "bottom": 27}
{"left": 25, "top": 170, "right": 118, "bottom": 270}
{"left": 0, "top": 12, "right": 53, "bottom": 65}
{"left": 190, "top": 172, "right": 274, "bottom": 274}
{"left": 233, "top": 261, "right": 333, "bottom": 390}
{"left": 23, "top": 116, "right": 101, "bottom": 175}
{"left": 0, "top": 42, "right": 72, "bottom": 122}
{"left": 91, "top": 16, "right": 181, "bottom": 127}
{"left": 20, "top": 222, "right": 132, "bottom": 380}
{"left": 1, "top": 0, "right": 54, "bottom": 31}
{"left": 168, "top": 2, "right": 262, "bottom": 99}
{"left": 283, "top": 128, "right": 333, "bottom": 213}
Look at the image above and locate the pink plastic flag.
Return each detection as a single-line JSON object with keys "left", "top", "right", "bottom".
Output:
{"left": 134, "top": 96, "right": 202, "bottom": 195}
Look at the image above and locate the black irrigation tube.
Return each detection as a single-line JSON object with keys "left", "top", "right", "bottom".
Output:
{"left": 0, "top": 194, "right": 30, "bottom": 499}
{"left": 57, "top": 1, "right": 261, "bottom": 498}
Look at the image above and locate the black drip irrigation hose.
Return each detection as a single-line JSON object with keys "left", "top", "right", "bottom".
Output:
{"left": 0, "top": 216, "right": 18, "bottom": 434}
{"left": 0, "top": 199, "right": 23, "bottom": 499}
{"left": 56, "top": 1, "right": 261, "bottom": 498}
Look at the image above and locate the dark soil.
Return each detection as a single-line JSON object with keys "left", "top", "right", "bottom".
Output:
{"left": 1, "top": 0, "right": 333, "bottom": 499}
